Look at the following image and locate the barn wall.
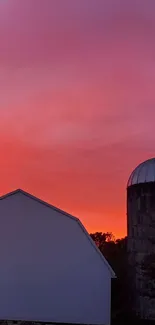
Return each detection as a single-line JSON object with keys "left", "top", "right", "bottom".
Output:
{"left": 0, "top": 193, "right": 111, "bottom": 325}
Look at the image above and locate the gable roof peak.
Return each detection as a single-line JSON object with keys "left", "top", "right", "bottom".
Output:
{"left": 0, "top": 188, "right": 116, "bottom": 278}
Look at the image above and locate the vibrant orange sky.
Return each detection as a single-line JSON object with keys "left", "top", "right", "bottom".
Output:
{"left": 0, "top": 0, "right": 155, "bottom": 238}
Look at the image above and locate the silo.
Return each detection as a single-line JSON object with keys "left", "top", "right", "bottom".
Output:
{"left": 127, "top": 158, "right": 155, "bottom": 320}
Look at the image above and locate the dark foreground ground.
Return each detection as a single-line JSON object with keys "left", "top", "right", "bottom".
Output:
{"left": 0, "top": 319, "right": 155, "bottom": 325}
{"left": 112, "top": 317, "right": 155, "bottom": 325}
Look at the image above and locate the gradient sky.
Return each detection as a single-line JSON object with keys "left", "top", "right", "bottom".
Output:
{"left": 0, "top": 0, "right": 155, "bottom": 238}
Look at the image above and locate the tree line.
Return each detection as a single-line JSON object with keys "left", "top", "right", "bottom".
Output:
{"left": 90, "top": 232, "right": 129, "bottom": 323}
{"left": 90, "top": 232, "right": 155, "bottom": 325}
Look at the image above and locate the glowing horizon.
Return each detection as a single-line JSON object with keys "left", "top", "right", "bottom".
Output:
{"left": 1, "top": 0, "right": 155, "bottom": 238}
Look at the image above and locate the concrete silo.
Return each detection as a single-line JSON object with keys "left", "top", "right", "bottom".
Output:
{"left": 127, "top": 158, "right": 155, "bottom": 320}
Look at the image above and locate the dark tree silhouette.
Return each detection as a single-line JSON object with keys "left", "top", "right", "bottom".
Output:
{"left": 90, "top": 232, "right": 131, "bottom": 323}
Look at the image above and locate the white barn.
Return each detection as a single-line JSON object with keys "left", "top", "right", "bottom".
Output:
{"left": 0, "top": 189, "right": 115, "bottom": 325}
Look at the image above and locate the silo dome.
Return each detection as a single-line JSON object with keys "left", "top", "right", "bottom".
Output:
{"left": 127, "top": 158, "right": 155, "bottom": 187}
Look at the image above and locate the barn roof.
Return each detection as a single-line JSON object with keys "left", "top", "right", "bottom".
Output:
{"left": 0, "top": 189, "right": 116, "bottom": 278}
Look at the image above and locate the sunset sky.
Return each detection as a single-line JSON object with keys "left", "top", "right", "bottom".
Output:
{"left": 0, "top": 0, "right": 155, "bottom": 238}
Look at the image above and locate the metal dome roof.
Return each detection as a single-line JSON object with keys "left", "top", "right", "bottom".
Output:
{"left": 127, "top": 158, "right": 155, "bottom": 187}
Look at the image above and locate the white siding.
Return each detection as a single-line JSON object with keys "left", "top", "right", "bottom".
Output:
{"left": 0, "top": 192, "right": 111, "bottom": 325}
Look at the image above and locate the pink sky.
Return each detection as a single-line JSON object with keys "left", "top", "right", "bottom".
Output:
{"left": 0, "top": 0, "right": 155, "bottom": 237}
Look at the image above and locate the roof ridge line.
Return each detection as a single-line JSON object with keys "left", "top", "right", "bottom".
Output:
{"left": 0, "top": 188, "right": 116, "bottom": 278}
{"left": 0, "top": 189, "right": 78, "bottom": 221}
